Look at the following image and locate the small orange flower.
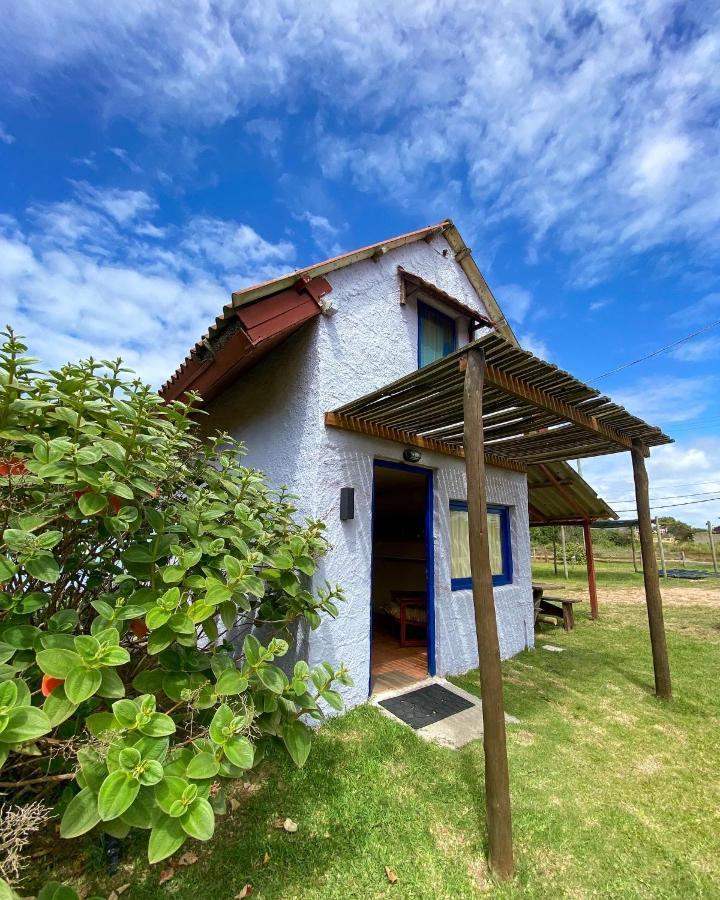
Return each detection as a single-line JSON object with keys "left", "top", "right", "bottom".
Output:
{"left": 41, "top": 675, "right": 64, "bottom": 697}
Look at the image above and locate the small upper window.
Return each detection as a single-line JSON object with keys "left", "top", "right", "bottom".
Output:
{"left": 449, "top": 501, "right": 513, "bottom": 589}
{"left": 418, "top": 300, "right": 456, "bottom": 368}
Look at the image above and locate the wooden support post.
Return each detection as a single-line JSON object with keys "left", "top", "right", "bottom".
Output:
{"left": 582, "top": 520, "right": 599, "bottom": 619}
{"left": 655, "top": 516, "right": 667, "bottom": 577}
{"left": 707, "top": 521, "right": 718, "bottom": 574}
{"left": 560, "top": 526, "right": 569, "bottom": 579}
{"left": 631, "top": 526, "right": 638, "bottom": 573}
{"left": 463, "top": 348, "right": 513, "bottom": 879}
{"left": 631, "top": 440, "right": 672, "bottom": 700}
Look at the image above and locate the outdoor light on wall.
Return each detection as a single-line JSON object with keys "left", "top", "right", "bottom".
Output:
{"left": 339, "top": 487, "right": 355, "bottom": 520}
{"left": 403, "top": 448, "right": 422, "bottom": 463}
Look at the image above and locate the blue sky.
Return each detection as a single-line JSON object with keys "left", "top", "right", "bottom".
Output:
{"left": 1, "top": 1, "right": 719, "bottom": 526}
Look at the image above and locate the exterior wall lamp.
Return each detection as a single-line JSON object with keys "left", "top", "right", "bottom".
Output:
{"left": 403, "top": 448, "right": 422, "bottom": 463}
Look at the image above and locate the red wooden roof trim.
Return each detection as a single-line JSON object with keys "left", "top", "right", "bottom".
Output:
{"left": 160, "top": 276, "right": 329, "bottom": 404}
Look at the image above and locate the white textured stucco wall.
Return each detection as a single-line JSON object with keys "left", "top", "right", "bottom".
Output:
{"left": 206, "top": 233, "right": 533, "bottom": 710}
{"left": 311, "top": 430, "right": 532, "bottom": 709}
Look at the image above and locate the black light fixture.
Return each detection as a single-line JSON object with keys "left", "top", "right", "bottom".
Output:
{"left": 339, "top": 487, "right": 355, "bottom": 520}
{"left": 403, "top": 448, "right": 422, "bottom": 463}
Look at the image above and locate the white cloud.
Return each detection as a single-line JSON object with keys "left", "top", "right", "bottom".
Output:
{"left": 0, "top": 122, "right": 14, "bottom": 144}
{"left": 518, "top": 332, "right": 550, "bottom": 361}
{"left": 0, "top": 184, "right": 296, "bottom": 386}
{"left": 669, "top": 337, "right": 720, "bottom": 362}
{"left": 495, "top": 284, "right": 532, "bottom": 324}
{"left": 668, "top": 292, "right": 720, "bottom": 327}
{"left": 2, "top": 3, "right": 719, "bottom": 275}
{"left": 612, "top": 376, "right": 715, "bottom": 424}
{"left": 589, "top": 299, "right": 612, "bottom": 313}
{"left": 296, "top": 212, "right": 345, "bottom": 258}
{"left": 582, "top": 440, "right": 720, "bottom": 527}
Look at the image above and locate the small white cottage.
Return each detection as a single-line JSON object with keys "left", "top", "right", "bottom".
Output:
{"left": 161, "top": 220, "right": 632, "bottom": 709}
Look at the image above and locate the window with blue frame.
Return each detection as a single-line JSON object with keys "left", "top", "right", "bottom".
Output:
{"left": 449, "top": 501, "right": 512, "bottom": 589}
{"left": 418, "top": 300, "right": 456, "bottom": 368}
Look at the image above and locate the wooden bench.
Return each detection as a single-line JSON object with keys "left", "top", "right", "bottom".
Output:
{"left": 537, "top": 596, "right": 582, "bottom": 631}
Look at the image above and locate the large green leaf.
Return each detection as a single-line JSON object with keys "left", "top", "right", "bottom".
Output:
{"left": 282, "top": 720, "right": 312, "bottom": 768}
{"left": 36, "top": 648, "right": 81, "bottom": 678}
{"left": 148, "top": 814, "right": 187, "bottom": 864}
{"left": 64, "top": 666, "right": 102, "bottom": 704}
{"left": 60, "top": 787, "right": 101, "bottom": 838}
{"left": 145, "top": 606, "right": 171, "bottom": 630}
{"left": 154, "top": 776, "right": 188, "bottom": 816}
{"left": 0, "top": 681, "right": 17, "bottom": 707}
{"left": 180, "top": 797, "right": 215, "bottom": 841}
{"left": 224, "top": 735, "right": 254, "bottom": 769}
{"left": 0, "top": 555, "right": 16, "bottom": 583}
{"left": 78, "top": 492, "right": 107, "bottom": 516}
{"left": 43, "top": 685, "right": 78, "bottom": 727}
{"left": 25, "top": 551, "right": 60, "bottom": 583}
{"left": 97, "top": 666, "right": 125, "bottom": 699}
{"left": 2, "top": 624, "right": 40, "bottom": 648}
{"left": 0, "top": 706, "right": 51, "bottom": 743}
{"left": 209, "top": 703, "right": 233, "bottom": 744}
{"left": 186, "top": 751, "right": 220, "bottom": 780}
{"left": 256, "top": 664, "right": 288, "bottom": 695}
{"left": 98, "top": 770, "right": 140, "bottom": 821}
{"left": 215, "top": 668, "right": 248, "bottom": 696}
{"left": 85, "top": 711, "right": 117, "bottom": 737}
{"left": 121, "top": 786, "right": 156, "bottom": 829}
{"left": 139, "top": 712, "right": 176, "bottom": 737}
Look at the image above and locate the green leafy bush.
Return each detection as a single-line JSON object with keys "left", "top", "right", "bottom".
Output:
{"left": 0, "top": 328, "right": 348, "bottom": 867}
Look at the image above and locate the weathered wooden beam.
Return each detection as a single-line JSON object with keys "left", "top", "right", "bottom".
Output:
{"left": 528, "top": 502, "right": 549, "bottom": 523}
{"left": 630, "top": 439, "right": 672, "bottom": 699}
{"left": 485, "top": 364, "right": 632, "bottom": 450}
{"left": 528, "top": 478, "right": 574, "bottom": 490}
{"left": 324, "top": 412, "right": 527, "bottom": 473}
{"left": 462, "top": 348, "right": 514, "bottom": 879}
{"left": 582, "top": 519, "right": 599, "bottom": 619}
{"left": 538, "top": 464, "right": 589, "bottom": 520}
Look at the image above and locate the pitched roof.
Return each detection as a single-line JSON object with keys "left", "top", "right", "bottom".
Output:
{"left": 527, "top": 461, "right": 617, "bottom": 524}
{"left": 161, "top": 219, "right": 518, "bottom": 397}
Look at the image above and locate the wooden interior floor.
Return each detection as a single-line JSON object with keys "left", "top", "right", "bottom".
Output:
{"left": 371, "top": 620, "right": 428, "bottom": 694}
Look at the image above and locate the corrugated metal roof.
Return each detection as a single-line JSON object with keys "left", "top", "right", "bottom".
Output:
{"left": 528, "top": 461, "right": 617, "bottom": 524}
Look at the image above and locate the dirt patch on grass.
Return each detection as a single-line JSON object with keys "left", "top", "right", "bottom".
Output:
{"left": 599, "top": 586, "right": 720, "bottom": 607}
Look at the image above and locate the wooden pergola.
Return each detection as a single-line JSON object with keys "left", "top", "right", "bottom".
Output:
{"left": 325, "top": 333, "right": 672, "bottom": 879}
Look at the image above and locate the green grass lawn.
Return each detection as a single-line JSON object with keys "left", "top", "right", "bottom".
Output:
{"left": 531, "top": 558, "right": 716, "bottom": 593}
{"left": 35, "top": 596, "right": 720, "bottom": 899}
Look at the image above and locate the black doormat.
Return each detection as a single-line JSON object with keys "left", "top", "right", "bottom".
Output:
{"left": 379, "top": 683, "right": 474, "bottom": 729}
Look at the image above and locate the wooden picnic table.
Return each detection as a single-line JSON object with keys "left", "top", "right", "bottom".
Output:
{"left": 532, "top": 583, "right": 582, "bottom": 631}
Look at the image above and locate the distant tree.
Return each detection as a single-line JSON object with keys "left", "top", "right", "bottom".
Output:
{"left": 662, "top": 517, "right": 695, "bottom": 543}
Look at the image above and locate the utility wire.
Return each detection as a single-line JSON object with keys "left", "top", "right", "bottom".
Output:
{"left": 606, "top": 489, "right": 720, "bottom": 504}
{"left": 589, "top": 318, "right": 720, "bottom": 382}
{"left": 615, "top": 496, "right": 720, "bottom": 513}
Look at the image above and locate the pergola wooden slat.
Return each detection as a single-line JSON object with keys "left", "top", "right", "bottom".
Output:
{"left": 329, "top": 332, "right": 670, "bottom": 464}
{"left": 325, "top": 333, "right": 672, "bottom": 880}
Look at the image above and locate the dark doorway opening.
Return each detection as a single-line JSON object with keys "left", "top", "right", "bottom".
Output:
{"left": 371, "top": 460, "right": 434, "bottom": 694}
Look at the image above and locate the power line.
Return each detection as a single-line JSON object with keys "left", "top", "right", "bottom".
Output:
{"left": 606, "top": 489, "right": 720, "bottom": 504}
{"left": 588, "top": 318, "right": 720, "bottom": 382}
{"left": 615, "top": 496, "right": 720, "bottom": 513}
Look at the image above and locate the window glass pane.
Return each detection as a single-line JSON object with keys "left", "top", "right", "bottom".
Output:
{"left": 419, "top": 304, "right": 455, "bottom": 367}
{"left": 450, "top": 508, "right": 471, "bottom": 581}
{"left": 450, "top": 503, "right": 512, "bottom": 588}
{"left": 488, "top": 511, "right": 503, "bottom": 575}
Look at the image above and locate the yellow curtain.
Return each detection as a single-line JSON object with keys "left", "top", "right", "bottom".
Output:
{"left": 451, "top": 508, "right": 505, "bottom": 580}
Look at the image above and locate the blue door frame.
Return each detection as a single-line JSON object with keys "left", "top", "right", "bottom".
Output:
{"left": 369, "top": 459, "right": 436, "bottom": 695}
